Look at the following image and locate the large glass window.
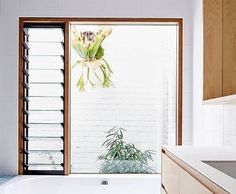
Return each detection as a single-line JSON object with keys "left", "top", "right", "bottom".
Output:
{"left": 19, "top": 19, "right": 181, "bottom": 175}
{"left": 70, "top": 24, "right": 178, "bottom": 174}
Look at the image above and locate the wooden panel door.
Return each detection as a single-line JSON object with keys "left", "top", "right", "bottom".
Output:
{"left": 223, "top": 0, "right": 236, "bottom": 96}
{"left": 203, "top": 0, "right": 223, "bottom": 100}
{"left": 179, "top": 168, "right": 213, "bottom": 194}
{"left": 162, "top": 154, "right": 180, "bottom": 194}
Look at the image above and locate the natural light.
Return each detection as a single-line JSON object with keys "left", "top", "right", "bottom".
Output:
{"left": 70, "top": 24, "right": 178, "bottom": 174}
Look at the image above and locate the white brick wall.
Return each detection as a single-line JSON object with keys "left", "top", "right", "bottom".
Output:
{"left": 70, "top": 25, "right": 178, "bottom": 173}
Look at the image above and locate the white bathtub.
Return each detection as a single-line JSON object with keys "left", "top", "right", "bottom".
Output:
{"left": 0, "top": 174, "right": 161, "bottom": 194}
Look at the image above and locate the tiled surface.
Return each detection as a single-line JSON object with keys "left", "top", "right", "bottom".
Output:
{"left": 223, "top": 105, "right": 236, "bottom": 145}
{"left": 0, "top": 176, "right": 14, "bottom": 185}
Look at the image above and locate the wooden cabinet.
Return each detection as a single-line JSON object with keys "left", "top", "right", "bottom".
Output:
{"left": 162, "top": 152, "right": 214, "bottom": 194}
{"left": 204, "top": 0, "right": 236, "bottom": 100}
{"left": 162, "top": 154, "right": 180, "bottom": 194}
{"left": 203, "top": 0, "right": 223, "bottom": 100}
{"left": 179, "top": 168, "right": 213, "bottom": 194}
{"left": 223, "top": 0, "right": 236, "bottom": 96}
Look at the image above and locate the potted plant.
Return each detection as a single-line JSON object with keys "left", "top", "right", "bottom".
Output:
{"left": 98, "top": 126, "right": 156, "bottom": 173}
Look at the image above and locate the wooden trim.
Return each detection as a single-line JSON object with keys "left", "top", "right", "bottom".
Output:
{"left": 19, "top": 17, "right": 183, "bottom": 23}
{"left": 64, "top": 20, "right": 70, "bottom": 175}
{"left": 177, "top": 19, "right": 183, "bottom": 145}
{"left": 162, "top": 148, "right": 229, "bottom": 194}
{"left": 18, "top": 18, "right": 24, "bottom": 175}
{"left": 18, "top": 17, "right": 183, "bottom": 174}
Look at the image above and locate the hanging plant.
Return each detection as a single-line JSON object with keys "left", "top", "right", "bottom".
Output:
{"left": 71, "top": 27, "right": 113, "bottom": 92}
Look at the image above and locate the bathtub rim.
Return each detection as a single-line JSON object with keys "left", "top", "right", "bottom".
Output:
{"left": 0, "top": 174, "right": 161, "bottom": 192}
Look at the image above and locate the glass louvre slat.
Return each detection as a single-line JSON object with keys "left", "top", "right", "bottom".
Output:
{"left": 23, "top": 42, "right": 30, "bottom": 50}
{"left": 28, "top": 151, "right": 63, "bottom": 164}
{"left": 28, "top": 28, "right": 64, "bottom": 42}
{"left": 28, "top": 136, "right": 63, "bottom": 139}
{"left": 28, "top": 124, "right": 63, "bottom": 137}
{"left": 29, "top": 84, "right": 64, "bottom": 97}
{"left": 28, "top": 97, "right": 63, "bottom": 110}
{"left": 23, "top": 28, "right": 29, "bottom": 37}
{"left": 29, "top": 56, "right": 64, "bottom": 69}
{"left": 28, "top": 42, "right": 64, "bottom": 55}
{"left": 23, "top": 55, "right": 29, "bottom": 63}
{"left": 29, "top": 69, "right": 63, "bottom": 83}
{"left": 28, "top": 165, "right": 63, "bottom": 171}
{"left": 28, "top": 138, "right": 63, "bottom": 150}
{"left": 28, "top": 111, "right": 63, "bottom": 123}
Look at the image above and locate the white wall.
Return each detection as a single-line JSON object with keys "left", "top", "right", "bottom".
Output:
{"left": 192, "top": 0, "right": 236, "bottom": 146}
{"left": 0, "top": 0, "right": 194, "bottom": 175}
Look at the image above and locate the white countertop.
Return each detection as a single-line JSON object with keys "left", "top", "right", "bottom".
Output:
{"left": 162, "top": 146, "right": 236, "bottom": 194}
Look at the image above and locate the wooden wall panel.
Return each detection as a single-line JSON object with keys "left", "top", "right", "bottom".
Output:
{"left": 203, "top": 0, "right": 223, "bottom": 100}
{"left": 223, "top": 0, "right": 236, "bottom": 96}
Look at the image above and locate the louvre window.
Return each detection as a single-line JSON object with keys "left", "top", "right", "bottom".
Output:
{"left": 20, "top": 24, "right": 66, "bottom": 175}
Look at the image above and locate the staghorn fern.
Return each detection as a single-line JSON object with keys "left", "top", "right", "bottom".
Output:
{"left": 71, "top": 27, "right": 113, "bottom": 92}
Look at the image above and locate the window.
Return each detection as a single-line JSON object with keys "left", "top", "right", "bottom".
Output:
{"left": 19, "top": 18, "right": 182, "bottom": 175}
{"left": 70, "top": 24, "right": 179, "bottom": 174}
{"left": 19, "top": 22, "right": 68, "bottom": 175}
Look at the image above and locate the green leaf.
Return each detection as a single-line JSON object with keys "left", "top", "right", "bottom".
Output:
{"left": 102, "top": 58, "right": 113, "bottom": 74}
{"left": 95, "top": 46, "right": 104, "bottom": 59}
{"left": 88, "top": 35, "right": 105, "bottom": 59}
{"left": 76, "top": 73, "right": 85, "bottom": 92}
{"left": 72, "top": 39, "right": 88, "bottom": 59}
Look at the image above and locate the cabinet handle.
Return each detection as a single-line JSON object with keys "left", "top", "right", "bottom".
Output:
{"left": 161, "top": 184, "right": 166, "bottom": 190}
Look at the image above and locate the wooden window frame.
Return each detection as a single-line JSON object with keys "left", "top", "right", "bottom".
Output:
{"left": 18, "top": 17, "right": 183, "bottom": 175}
